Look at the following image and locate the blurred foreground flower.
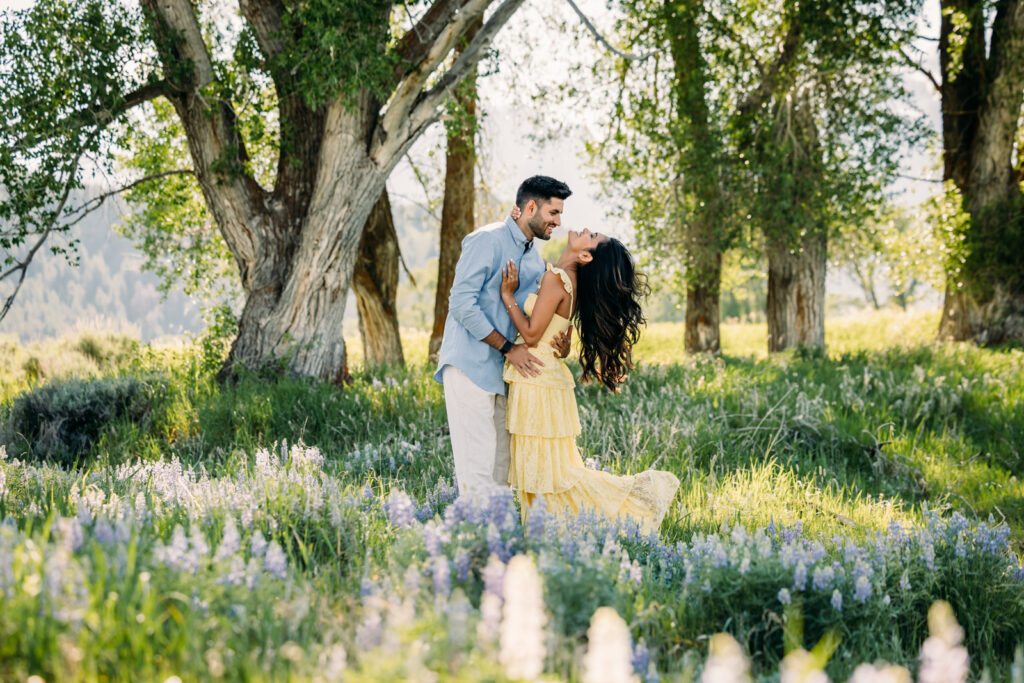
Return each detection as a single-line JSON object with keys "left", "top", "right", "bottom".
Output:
{"left": 582, "top": 606, "right": 636, "bottom": 683}
{"left": 848, "top": 662, "right": 911, "bottom": 683}
{"left": 500, "top": 554, "right": 547, "bottom": 681}
{"left": 700, "top": 633, "right": 750, "bottom": 683}
{"left": 918, "top": 600, "right": 968, "bottom": 683}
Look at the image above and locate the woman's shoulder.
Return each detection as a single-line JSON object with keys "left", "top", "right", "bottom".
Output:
{"left": 544, "top": 262, "right": 573, "bottom": 295}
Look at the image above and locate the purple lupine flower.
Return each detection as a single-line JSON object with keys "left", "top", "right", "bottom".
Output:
{"left": 483, "top": 553, "right": 505, "bottom": 599}
{"left": 386, "top": 490, "right": 416, "bottom": 528}
{"left": 423, "top": 521, "right": 443, "bottom": 557}
{"left": 793, "top": 561, "right": 808, "bottom": 590}
{"left": 853, "top": 575, "right": 872, "bottom": 603}
{"left": 830, "top": 589, "right": 843, "bottom": 611}
{"left": 454, "top": 547, "right": 471, "bottom": 583}
{"left": 632, "top": 641, "right": 650, "bottom": 676}
{"left": 812, "top": 564, "right": 834, "bottom": 591}
{"left": 432, "top": 555, "right": 451, "bottom": 598}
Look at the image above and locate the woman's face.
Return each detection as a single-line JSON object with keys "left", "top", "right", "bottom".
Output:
{"left": 568, "top": 228, "right": 609, "bottom": 252}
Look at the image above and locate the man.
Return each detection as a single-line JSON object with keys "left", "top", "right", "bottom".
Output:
{"left": 434, "top": 175, "right": 573, "bottom": 497}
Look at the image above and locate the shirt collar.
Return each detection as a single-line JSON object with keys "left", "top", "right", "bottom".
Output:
{"left": 505, "top": 216, "right": 533, "bottom": 252}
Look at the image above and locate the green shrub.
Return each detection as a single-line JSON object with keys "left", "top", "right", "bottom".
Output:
{"left": 1, "top": 375, "right": 164, "bottom": 465}
{"left": 73, "top": 331, "right": 140, "bottom": 368}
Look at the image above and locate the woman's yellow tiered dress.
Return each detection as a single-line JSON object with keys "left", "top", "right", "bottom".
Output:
{"left": 502, "top": 264, "right": 680, "bottom": 534}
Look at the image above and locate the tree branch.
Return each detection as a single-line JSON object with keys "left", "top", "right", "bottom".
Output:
{"left": 394, "top": 0, "right": 471, "bottom": 81}
{"left": 898, "top": 45, "right": 941, "bottom": 93}
{"left": 0, "top": 150, "right": 84, "bottom": 323}
{"left": 377, "top": 0, "right": 526, "bottom": 169}
{"left": 564, "top": 0, "right": 658, "bottom": 62}
{"left": 62, "top": 169, "right": 196, "bottom": 228}
{"left": 13, "top": 81, "right": 168, "bottom": 153}
{"left": 737, "top": 15, "right": 802, "bottom": 118}
{"left": 380, "top": 0, "right": 490, "bottom": 145}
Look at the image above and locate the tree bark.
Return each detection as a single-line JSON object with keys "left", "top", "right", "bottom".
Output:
{"left": 766, "top": 230, "right": 827, "bottom": 352}
{"left": 138, "top": 0, "right": 526, "bottom": 382}
{"left": 763, "top": 94, "right": 827, "bottom": 353}
{"left": 683, "top": 245, "right": 722, "bottom": 353}
{"left": 353, "top": 189, "right": 404, "bottom": 366}
{"left": 937, "top": 0, "right": 1024, "bottom": 344}
{"left": 429, "top": 19, "right": 481, "bottom": 363}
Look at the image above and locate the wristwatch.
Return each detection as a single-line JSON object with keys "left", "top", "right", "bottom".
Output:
{"left": 499, "top": 339, "right": 514, "bottom": 356}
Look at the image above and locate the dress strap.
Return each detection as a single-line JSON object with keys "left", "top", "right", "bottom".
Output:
{"left": 546, "top": 263, "right": 574, "bottom": 313}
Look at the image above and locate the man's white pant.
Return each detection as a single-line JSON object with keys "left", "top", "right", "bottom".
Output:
{"left": 442, "top": 365, "right": 510, "bottom": 497}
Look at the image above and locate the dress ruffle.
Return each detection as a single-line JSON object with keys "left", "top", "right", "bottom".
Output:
{"left": 505, "top": 383, "right": 581, "bottom": 437}
{"left": 508, "top": 434, "right": 586, "bottom": 494}
{"left": 503, "top": 263, "right": 680, "bottom": 534}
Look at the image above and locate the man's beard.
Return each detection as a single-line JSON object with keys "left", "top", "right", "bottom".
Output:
{"left": 528, "top": 215, "right": 553, "bottom": 240}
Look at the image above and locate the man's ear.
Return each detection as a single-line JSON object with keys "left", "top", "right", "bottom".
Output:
{"left": 525, "top": 199, "right": 538, "bottom": 216}
{"left": 578, "top": 250, "right": 593, "bottom": 265}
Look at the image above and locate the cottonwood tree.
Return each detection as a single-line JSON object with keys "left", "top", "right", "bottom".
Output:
{"left": 587, "top": 0, "right": 920, "bottom": 353}
{"left": 0, "top": 0, "right": 526, "bottom": 381}
{"left": 934, "top": 0, "right": 1024, "bottom": 344}
{"left": 729, "top": 0, "right": 922, "bottom": 352}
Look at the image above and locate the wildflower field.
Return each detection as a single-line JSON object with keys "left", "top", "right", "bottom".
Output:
{"left": 1, "top": 308, "right": 1023, "bottom": 681}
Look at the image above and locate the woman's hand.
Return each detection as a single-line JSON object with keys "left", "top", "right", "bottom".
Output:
{"left": 501, "top": 259, "right": 519, "bottom": 300}
{"left": 509, "top": 205, "right": 522, "bottom": 221}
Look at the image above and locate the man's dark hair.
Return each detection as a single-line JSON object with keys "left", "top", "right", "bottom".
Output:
{"left": 515, "top": 175, "right": 572, "bottom": 209}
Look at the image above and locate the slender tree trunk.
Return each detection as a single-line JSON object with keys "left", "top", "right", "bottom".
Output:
{"left": 766, "top": 230, "right": 827, "bottom": 351}
{"left": 667, "top": 0, "right": 725, "bottom": 353}
{"left": 684, "top": 222, "right": 722, "bottom": 353}
{"left": 429, "top": 18, "right": 480, "bottom": 363}
{"left": 353, "top": 189, "right": 404, "bottom": 366}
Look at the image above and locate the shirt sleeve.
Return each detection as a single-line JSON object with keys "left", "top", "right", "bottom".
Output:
{"left": 448, "top": 231, "right": 500, "bottom": 341}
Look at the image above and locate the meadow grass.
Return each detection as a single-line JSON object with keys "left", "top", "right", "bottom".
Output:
{"left": 1, "top": 308, "right": 1023, "bottom": 681}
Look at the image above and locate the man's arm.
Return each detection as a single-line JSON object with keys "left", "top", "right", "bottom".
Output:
{"left": 448, "top": 232, "right": 541, "bottom": 376}
{"left": 448, "top": 232, "right": 501, "bottom": 340}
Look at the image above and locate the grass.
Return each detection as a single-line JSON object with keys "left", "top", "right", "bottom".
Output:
{"left": 1, "top": 308, "right": 1023, "bottom": 681}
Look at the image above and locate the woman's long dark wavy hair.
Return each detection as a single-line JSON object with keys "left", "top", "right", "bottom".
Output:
{"left": 573, "top": 238, "right": 649, "bottom": 391}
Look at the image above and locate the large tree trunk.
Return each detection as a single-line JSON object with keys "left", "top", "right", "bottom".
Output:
{"left": 353, "top": 189, "right": 404, "bottom": 366}
{"left": 766, "top": 230, "right": 827, "bottom": 352}
{"left": 763, "top": 94, "right": 827, "bottom": 353}
{"left": 141, "top": 0, "right": 526, "bottom": 382}
{"left": 429, "top": 18, "right": 481, "bottom": 363}
{"left": 937, "top": 0, "right": 1024, "bottom": 344}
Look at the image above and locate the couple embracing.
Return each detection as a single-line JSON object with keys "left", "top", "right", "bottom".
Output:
{"left": 434, "top": 176, "right": 679, "bottom": 534}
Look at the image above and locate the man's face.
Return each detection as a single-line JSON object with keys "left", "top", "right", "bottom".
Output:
{"left": 526, "top": 198, "right": 563, "bottom": 241}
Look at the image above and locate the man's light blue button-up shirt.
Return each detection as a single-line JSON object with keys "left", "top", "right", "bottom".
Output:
{"left": 434, "top": 217, "right": 546, "bottom": 395}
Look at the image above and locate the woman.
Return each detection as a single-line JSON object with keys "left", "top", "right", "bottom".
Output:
{"left": 499, "top": 218, "right": 679, "bottom": 535}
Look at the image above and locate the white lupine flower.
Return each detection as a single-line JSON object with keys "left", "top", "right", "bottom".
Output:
{"left": 250, "top": 530, "right": 268, "bottom": 558}
{"left": 318, "top": 643, "right": 347, "bottom": 681}
{"left": 500, "top": 555, "right": 547, "bottom": 681}
{"left": 582, "top": 607, "right": 636, "bottom": 683}
{"left": 0, "top": 465, "right": 6, "bottom": 498}
{"left": 849, "top": 663, "right": 911, "bottom": 683}
{"left": 918, "top": 601, "right": 969, "bottom": 683}
{"left": 263, "top": 541, "right": 288, "bottom": 579}
{"left": 215, "top": 517, "right": 240, "bottom": 561}
{"left": 477, "top": 592, "right": 502, "bottom": 645}
{"left": 700, "top": 633, "right": 751, "bottom": 683}
{"left": 779, "top": 649, "right": 828, "bottom": 683}
{"left": 245, "top": 557, "right": 261, "bottom": 590}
